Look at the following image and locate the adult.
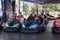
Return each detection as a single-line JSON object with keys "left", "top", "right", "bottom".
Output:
{"left": 27, "top": 12, "right": 36, "bottom": 21}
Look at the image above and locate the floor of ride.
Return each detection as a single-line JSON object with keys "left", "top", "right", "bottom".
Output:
{"left": 0, "top": 20, "right": 60, "bottom": 40}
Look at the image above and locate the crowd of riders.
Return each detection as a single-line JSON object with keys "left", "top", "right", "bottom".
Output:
{"left": 0, "top": 11, "right": 49, "bottom": 28}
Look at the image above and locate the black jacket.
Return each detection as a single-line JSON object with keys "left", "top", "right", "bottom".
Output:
{"left": 27, "top": 15, "right": 36, "bottom": 21}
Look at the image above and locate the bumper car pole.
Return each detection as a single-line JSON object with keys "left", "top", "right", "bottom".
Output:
{"left": 1, "top": 0, "right": 6, "bottom": 28}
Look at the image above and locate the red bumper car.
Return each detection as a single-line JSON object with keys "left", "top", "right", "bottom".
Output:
{"left": 52, "top": 18, "right": 60, "bottom": 34}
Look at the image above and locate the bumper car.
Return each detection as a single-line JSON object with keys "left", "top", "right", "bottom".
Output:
{"left": 52, "top": 17, "right": 60, "bottom": 34}
{"left": 0, "top": 18, "right": 3, "bottom": 30}
{"left": 4, "top": 19, "right": 20, "bottom": 32}
{"left": 20, "top": 20, "right": 46, "bottom": 33}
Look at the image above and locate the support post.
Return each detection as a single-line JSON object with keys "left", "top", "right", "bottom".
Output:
{"left": 1, "top": 0, "right": 6, "bottom": 22}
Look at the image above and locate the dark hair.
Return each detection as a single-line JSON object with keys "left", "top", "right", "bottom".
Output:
{"left": 30, "top": 12, "right": 36, "bottom": 17}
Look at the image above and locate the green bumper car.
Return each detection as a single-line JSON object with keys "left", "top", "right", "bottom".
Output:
{"left": 4, "top": 19, "right": 21, "bottom": 32}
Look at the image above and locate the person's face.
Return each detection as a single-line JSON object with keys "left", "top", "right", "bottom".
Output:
{"left": 32, "top": 13, "right": 35, "bottom": 17}
{"left": 35, "top": 17, "right": 38, "bottom": 20}
{"left": 35, "top": 17, "right": 39, "bottom": 21}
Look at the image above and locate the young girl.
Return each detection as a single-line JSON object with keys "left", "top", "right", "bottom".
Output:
{"left": 17, "top": 12, "right": 25, "bottom": 24}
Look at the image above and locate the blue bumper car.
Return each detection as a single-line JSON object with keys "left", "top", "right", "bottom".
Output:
{"left": 20, "top": 20, "right": 46, "bottom": 33}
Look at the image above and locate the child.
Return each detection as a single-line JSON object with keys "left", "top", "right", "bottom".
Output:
{"left": 35, "top": 16, "right": 42, "bottom": 25}
{"left": 17, "top": 12, "right": 25, "bottom": 24}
